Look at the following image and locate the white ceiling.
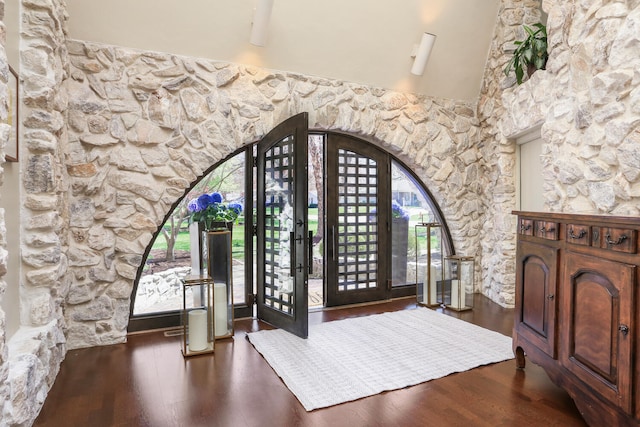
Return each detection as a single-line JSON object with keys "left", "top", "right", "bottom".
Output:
{"left": 64, "top": 0, "right": 500, "bottom": 102}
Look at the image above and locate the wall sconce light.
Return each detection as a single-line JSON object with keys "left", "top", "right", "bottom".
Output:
{"left": 411, "top": 32, "right": 437, "bottom": 76}
{"left": 250, "top": 0, "right": 275, "bottom": 46}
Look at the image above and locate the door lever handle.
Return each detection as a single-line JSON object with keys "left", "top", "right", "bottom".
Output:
{"left": 308, "top": 231, "right": 313, "bottom": 274}
{"left": 290, "top": 231, "right": 295, "bottom": 277}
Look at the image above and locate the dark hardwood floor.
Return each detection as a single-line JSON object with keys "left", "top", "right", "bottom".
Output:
{"left": 35, "top": 296, "right": 587, "bottom": 427}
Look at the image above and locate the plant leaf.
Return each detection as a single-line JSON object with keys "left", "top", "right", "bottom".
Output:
{"left": 506, "top": 22, "right": 548, "bottom": 84}
{"left": 515, "top": 60, "right": 524, "bottom": 84}
{"left": 532, "top": 39, "right": 545, "bottom": 51}
{"left": 523, "top": 49, "right": 533, "bottom": 63}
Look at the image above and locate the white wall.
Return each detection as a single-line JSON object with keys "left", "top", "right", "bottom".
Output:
{"left": 0, "top": 162, "right": 20, "bottom": 339}
{"left": 517, "top": 127, "right": 545, "bottom": 212}
{"left": 62, "top": 0, "right": 500, "bottom": 101}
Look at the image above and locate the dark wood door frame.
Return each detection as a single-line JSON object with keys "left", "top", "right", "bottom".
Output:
{"left": 325, "top": 134, "right": 391, "bottom": 307}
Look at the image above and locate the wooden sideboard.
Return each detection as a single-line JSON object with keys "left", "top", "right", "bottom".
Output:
{"left": 513, "top": 211, "right": 640, "bottom": 427}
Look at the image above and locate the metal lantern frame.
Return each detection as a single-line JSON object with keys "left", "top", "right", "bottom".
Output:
{"left": 181, "top": 274, "right": 216, "bottom": 357}
{"left": 443, "top": 255, "right": 474, "bottom": 312}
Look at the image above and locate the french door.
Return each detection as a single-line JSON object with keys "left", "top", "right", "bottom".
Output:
{"left": 325, "top": 134, "right": 390, "bottom": 306}
{"left": 256, "top": 128, "right": 398, "bottom": 312}
{"left": 256, "top": 113, "right": 309, "bottom": 338}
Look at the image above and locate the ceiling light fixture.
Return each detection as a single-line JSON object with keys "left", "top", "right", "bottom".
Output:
{"left": 411, "top": 32, "right": 437, "bottom": 76}
{"left": 250, "top": 0, "right": 274, "bottom": 46}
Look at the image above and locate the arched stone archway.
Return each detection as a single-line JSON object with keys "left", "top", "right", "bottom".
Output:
{"left": 128, "top": 128, "right": 457, "bottom": 330}
{"left": 64, "top": 40, "right": 485, "bottom": 349}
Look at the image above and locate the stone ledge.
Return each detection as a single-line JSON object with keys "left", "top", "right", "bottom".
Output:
{"left": 4, "top": 321, "right": 66, "bottom": 426}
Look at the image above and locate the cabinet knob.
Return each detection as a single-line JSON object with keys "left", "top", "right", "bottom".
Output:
{"left": 619, "top": 324, "right": 630, "bottom": 336}
{"left": 547, "top": 294, "right": 554, "bottom": 300}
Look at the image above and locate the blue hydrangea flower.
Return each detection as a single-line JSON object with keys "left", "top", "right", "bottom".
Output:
{"left": 187, "top": 198, "right": 201, "bottom": 212}
{"left": 228, "top": 203, "right": 243, "bottom": 214}
{"left": 187, "top": 192, "right": 242, "bottom": 228}
{"left": 392, "top": 201, "right": 410, "bottom": 220}
{"left": 197, "top": 193, "right": 214, "bottom": 209}
{"left": 210, "top": 192, "right": 223, "bottom": 203}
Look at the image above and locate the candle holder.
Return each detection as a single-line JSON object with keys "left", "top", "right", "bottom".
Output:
{"left": 206, "top": 229, "right": 234, "bottom": 339}
{"left": 181, "top": 274, "right": 215, "bottom": 357}
{"left": 443, "top": 255, "right": 474, "bottom": 311}
{"left": 415, "top": 222, "right": 444, "bottom": 307}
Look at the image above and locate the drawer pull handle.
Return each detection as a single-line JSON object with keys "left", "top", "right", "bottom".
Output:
{"left": 520, "top": 224, "right": 531, "bottom": 233}
{"left": 539, "top": 226, "right": 555, "bottom": 234}
{"left": 606, "top": 234, "right": 628, "bottom": 246}
{"left": 619, "top": 324, "right": 629, "bottom": 336}
{"left": 569, "top": 228, "right": 587, "bottom": 239}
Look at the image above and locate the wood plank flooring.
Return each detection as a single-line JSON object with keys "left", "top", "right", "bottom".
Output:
{"left": 34, "top": 296, "right": 587, "bottom": 427}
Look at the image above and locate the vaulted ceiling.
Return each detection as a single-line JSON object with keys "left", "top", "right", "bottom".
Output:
{"left": 65, "top": 0, "right": 501, "bottom": 102}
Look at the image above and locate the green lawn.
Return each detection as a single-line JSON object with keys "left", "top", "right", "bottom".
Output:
{"left": 151, "top": 208, "right": 319, "bottom": 260}
{"left": 148, "top": 208, "right": 441, "bottom": 260}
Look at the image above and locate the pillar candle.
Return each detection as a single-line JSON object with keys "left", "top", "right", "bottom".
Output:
{"left": 423, "top": 265, "right": 438, "bottom": 305}
{"left": 450, "top": 279, "right": 465, "bottom": 310}
{"left": 192, "top": 284, "right": 202, "bottom": 308}
{"left": 188, "top": 309, "right": 208, "bottom": 352}
{"left": 214, "top": 283, "right": 228, "bottom": 337}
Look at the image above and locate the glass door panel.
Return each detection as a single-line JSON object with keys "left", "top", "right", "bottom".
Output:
{"left": 337, "top": 150, "right": 378, "bottom": 291}
{"left": 390, "top": 160, "right": 441, "bottom": 288}
{"left": 307, "top": 134, "right": 325, "bottom": 308}
{"left": 263, "top": 139, "right": 295, "bottom": 312}
{"left": 131, "top": 151, "right": 250, "bottom": 318}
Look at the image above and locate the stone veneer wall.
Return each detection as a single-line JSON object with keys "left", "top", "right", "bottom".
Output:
{"left": 0, "top": 1, "right": 11, "bottom": 421}
{"left": 1, "top": 0, "right": 69, "bottom": 424}
{"left": 501, "top": 0, "right": 640, "bottom": 215}
{"left": 476, "top": 0, "right": 544, "bottom": 306}
{"left": 477, "top": 0, "right": 640, "bottom": 307}
{"left": 63, "top": 40, "right": 484, "bottom": 349}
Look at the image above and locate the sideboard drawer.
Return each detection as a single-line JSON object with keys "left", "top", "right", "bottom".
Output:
{"left": 518, "top": 218, "right": 534, "bottom": 236}
{"left": 566, "top": 224, "right": 590, "bottom": 246}
{"left": 535, "top": 221, "right": 559, "bottom": 240}
{"left": 600, "top": 228, "right": 637, "bottom": 254}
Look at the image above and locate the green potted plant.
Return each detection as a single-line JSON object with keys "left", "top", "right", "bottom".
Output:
{"left": 504, "top": 23, "right": 548, "bottom": 84}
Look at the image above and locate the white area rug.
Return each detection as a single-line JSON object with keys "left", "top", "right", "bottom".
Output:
{"left": 247, "top": 307, "right": 514, "bottom": 411}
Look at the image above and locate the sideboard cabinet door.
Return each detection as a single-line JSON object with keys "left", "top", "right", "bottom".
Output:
{"left": 561, "top": 251, "right": 635, "bottom": 413}
{"left": 515, "top": 241, "right": 559, "bottom": 358}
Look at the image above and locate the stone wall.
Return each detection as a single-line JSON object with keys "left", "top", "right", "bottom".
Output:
{"left": 1, "top": 0, "right": 70, "bottom": 424}
{"left": 0, "top": 0, "right": 11, "bottom": 421}
{"left": 477, "top": 0, "right": 640, "bottom": 306}
{"left": 63, "top": 41, "right": 484, "bottom": 349}
{"left": 476, "top": 0, "right": 544, "bottom": 306}
{"left": 501, "top": 0, "right": 640, "bottom": 215}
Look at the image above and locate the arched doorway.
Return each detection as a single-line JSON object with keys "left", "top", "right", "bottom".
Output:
{"left": 128, "top": 115, "right": 453, "bottom": 332}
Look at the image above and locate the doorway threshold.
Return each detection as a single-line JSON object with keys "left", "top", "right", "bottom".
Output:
{"left": 309, "top": 295, "right": 415, "bottom": 313}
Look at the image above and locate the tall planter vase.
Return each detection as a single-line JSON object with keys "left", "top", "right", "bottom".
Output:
{"left": 189, "top": 221, "right": 233, "bottom": 276}
{"left": 206, "top": 227, "right": 234, "bottom": 339}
